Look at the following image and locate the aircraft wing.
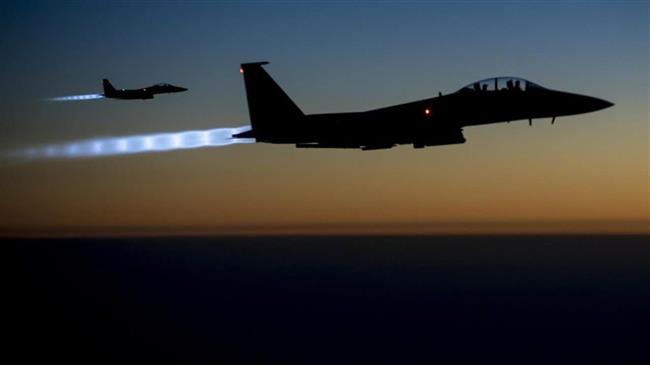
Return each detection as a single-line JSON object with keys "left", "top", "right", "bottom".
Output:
{"left": 295, "top": 142, "right": 396, "bottom": 150}
{"left": 294, "top": 127, "right": 465, "bottom": 150}
{"left": 413, "top": 127, "right": 466, "bottom": 149}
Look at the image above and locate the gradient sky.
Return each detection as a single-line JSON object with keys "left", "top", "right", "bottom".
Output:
{"left": 1, "top": 1, "right": 648, "bottom": 235}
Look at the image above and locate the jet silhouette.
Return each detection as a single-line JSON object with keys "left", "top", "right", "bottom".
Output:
{"left": 102, "top": 79, "right": 187, "bottom": 100}
{"left": 234, "top": 62, "right": 613, "bottom": 150}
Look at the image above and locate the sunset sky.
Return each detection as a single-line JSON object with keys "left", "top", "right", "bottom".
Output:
{"left": 1, "top": 1, "right": 648, "bottom": 235}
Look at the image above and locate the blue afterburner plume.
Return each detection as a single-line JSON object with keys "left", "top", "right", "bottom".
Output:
{"left": 49, "top": 94, "right": 106, "bottom": 101}
{"left": 9, "top": 126, "right": 255, "bottom": 160}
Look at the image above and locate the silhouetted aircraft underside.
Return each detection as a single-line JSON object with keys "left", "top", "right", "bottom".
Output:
{"left": 102, "top": 79, "right": 187, "bottom": 100}
{"left": 234, "top": 62, "right": 613, "bottom": 150}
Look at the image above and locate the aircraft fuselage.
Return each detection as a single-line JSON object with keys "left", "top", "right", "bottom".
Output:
{"left": 255, "top": 89, "right": 612, "bottom": 147}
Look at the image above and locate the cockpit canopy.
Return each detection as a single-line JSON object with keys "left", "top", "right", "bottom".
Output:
{"left": 155, "top": 83, "right": 171, "bottom": 87}
{"left": 458, "top": 77, "right": 546, "bottom": 93}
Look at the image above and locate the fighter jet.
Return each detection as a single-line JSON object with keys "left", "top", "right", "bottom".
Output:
{"left": 102, "top": 79, "right": 187, "bottom": 100}
{"left": 233, "top": 62, "right": 613, "bottom": 150}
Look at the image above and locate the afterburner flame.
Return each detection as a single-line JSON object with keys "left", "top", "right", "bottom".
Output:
{"left": 10, "top": 126, "right": 255, "bottom": 159}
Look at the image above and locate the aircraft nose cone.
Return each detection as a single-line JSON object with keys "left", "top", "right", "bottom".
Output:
{"left": 571, "top": 94, "right": 614, "bottom": 114}
{"left": 178, "top": 87, "right": 188, "bottom": 92}
{"left": 592, "top": 97, "right": 614, "bottom": 111}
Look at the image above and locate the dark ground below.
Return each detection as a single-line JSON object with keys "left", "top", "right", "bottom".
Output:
{"left": 6, "top": 235, "right": 649, "bottom": 364}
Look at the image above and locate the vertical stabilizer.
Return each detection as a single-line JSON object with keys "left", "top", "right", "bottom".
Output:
{"left": 240, "top": 62, "right": 304, "bottom": 139}
{"left": 102, "top": 79, "right": 116, "bottom": 97}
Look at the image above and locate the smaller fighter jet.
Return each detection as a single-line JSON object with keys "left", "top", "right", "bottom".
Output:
{"left": 102, "top": 79, "right": 187, "bottom": 100}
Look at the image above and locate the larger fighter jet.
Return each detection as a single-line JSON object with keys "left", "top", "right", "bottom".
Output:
{"left": 233, "top": 62, "right": 613, "bottom": 150}
{"left": 102, "top": 79, "right": 187, "bottom": 100}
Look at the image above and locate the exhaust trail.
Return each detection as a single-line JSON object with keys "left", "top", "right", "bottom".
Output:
{"left": 48, "top": 93, "right": 106, "bottom": 101}
{"left": 8, "top": 126, "right": 255, "bottom": 160}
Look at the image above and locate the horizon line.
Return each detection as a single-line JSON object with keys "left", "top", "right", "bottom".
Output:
{"left": 2, "top": 219, "right": 648, "bottom": 238}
